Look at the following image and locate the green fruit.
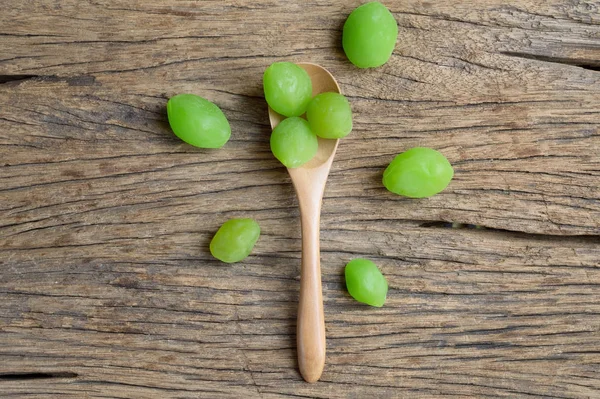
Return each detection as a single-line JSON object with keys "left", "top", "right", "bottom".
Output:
{"left": 345, "top": 258, "right": 388, "bottom": 307}
{"left": 167, "top": 94, "right": 231, "bottom": 148}
{"left": 210, "top": 218, "right": 261, "bottom": 263}
{"left": 270, "top": 117, "right": 318, "bottom": 168}
{"left": 263, "top": 62, "right": 313, "bottom": 117}
{"left": 383, "top": 147, "right": 454, "bottom": 198}
{"left": 306, "top": 92, "right": 353, "bottom": 139}
{"left": 342, "top": 2, "right": 398, "bottom": 68}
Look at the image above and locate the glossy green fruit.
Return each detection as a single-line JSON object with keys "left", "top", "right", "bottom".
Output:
{"left": 263, "top": 62, "right": 313, "bottom": 117}
{"left": 210, "top": 218, "right": 261, "bottom": 263}
{"left": 342, "top": 2, "right": 398, "bottom": 68}
{"left": 345, "top": 258, "right": 388, "bottom": 307}
{"left": 383, "top": 147, "right": 454, "bottom": 198}
{"left": 270, "top": 117, "right": 318, "bottom": 168}
{"left": 167, "top": 94, "right": 231, "bottom": 148}
{"left": 306, "top": 92, "right": 353, "bottom": 139}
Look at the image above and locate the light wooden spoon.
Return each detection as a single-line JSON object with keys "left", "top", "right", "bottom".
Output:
{"left": 268, "top": 63, "right": 341, "bottom": 383}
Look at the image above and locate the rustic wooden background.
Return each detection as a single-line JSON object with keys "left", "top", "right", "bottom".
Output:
{"left": 1, "top": 1, "right": 599, "bottom": 398}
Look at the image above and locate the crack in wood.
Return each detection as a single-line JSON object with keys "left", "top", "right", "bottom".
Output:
{"left": 500, "top": 51, "right": 600, "bottom": 71}
{"left": 418, "top": 220, "right": 600, "bottom": 240}
{"left": 0, "top": 372, "right": 78, "bottom": 381}
{"left": 0, "top": 74, "right": 98, "bottom": 86}
{"left": 0, "top": 74, "right": 38, "bottom": 84}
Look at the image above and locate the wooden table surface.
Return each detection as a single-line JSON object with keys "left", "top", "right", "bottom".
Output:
{"left": 1, "top": 1, "right": 599, "bottom": 398}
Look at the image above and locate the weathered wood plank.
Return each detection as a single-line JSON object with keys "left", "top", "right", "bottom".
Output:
{"left": 1, "top": 0, "right": 600, "bottom": 398}
{"left": 1, "top": 227, "right": 600, "bottom": 397}
{"left": 1, "top": 73, "right": 599, "bottom": 235}
{"left": 2, "top": 1, "right": 600, "bottom": 234}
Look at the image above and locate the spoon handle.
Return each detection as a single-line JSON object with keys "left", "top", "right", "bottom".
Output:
{"left": 296, "top": 193, "right": 326, "bottom": 383}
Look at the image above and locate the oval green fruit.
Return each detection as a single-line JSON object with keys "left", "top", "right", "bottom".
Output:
{"left": 383, "top": 147, "right": 454, "bottom": 198}
{"left": 270, "top": 117, "right": 318, "bottom": 168}
{"left": 263, "top": 62, "right": 313, "bottom": 117}
{"left": 167, "top": 93, "right": 231, "bottom": 148}
{"left": 210, "top": 218, "right": 261, "bottom": 263}
{"left": 345, "top": 258, "right": 388, "bottom": 307}
{"left": 306, "top": 92, "right": 353, "bottom": 139}
{"left": 342, "top": 2, "right": 398, "bottom": 68}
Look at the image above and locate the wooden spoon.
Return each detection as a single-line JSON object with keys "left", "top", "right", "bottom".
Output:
{"left": 268, "top": 63, "right": 341, "bottom": 383}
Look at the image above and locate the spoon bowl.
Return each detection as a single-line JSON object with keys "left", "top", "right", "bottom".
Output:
{"left": 268, "top": 63, "right": 340, "bottom": 169}
{"left": 268, "top": 63, "right": 343, "bottom": 383}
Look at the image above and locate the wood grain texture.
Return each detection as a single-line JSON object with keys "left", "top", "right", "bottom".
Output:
{"left": 1, "top": 0, "right": 599, "bottom": 398}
